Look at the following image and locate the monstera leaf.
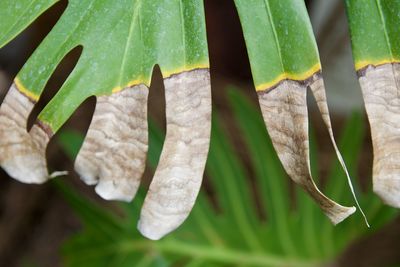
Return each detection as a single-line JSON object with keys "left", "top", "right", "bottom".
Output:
{"left": 234, "top": 0, "right": 366, "bottom": 224}
{"left": 0, "top": 0, "right": 211, "bottom": 240}
{"left": 0, "top": 0, "right": 368, "bottom": 240}
{"left": 344, "top": 0, "right": 400, "bottom": 208}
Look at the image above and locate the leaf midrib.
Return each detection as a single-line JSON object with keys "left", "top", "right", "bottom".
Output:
{"left": 116, "top": 0, "right": 142, "bottom": 87}
{"left": 263, "top": 0, "right": 285, "bottom": 74}
{"left": 374, "top": 0, "right": 400, "bottom": 102}
{"left": 375, "top": 0, "right": 393, "bottom": 60}
{"left": 117, "top": 240, "right": 320, "bottom": 267}
{"left": 178, "top": 0, "right": 187, "bottom": 66}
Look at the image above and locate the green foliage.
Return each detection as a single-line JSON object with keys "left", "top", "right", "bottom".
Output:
{"left": 56, "top": 87, "right": 397, "bottom": 267}
{"left": 0, "top": 0, "right": 57, "bottom": 47}
{"left": 0, "top": 0, "right": 324, "bottom": 131}
{"left": 0, "top": 0, "right": 208, "bottom": 131}
{"left": 344, "top": 0, "right": 400, "bottom": 69}
{"left": 234, "top": 0, "right": 320, "bottom": 89}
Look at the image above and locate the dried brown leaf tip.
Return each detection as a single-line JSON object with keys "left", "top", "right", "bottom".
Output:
{"left": 0, "top": 83, "right": 50, "bottom": 183}
{"left": 73, "top": 69, "right": 211, "bottom": 239}
{"left": 257, "top": 73, "right": 367, "bottom": 225}
{"left": 75, "top": 84, "right": 149, "bottom": 202}
{"left": 0, "top": 69, "right": 211, "bottom": 240}
{"left": 359, "top": 63, "right": 400, "bottom": 208}
{"left": 138, "top": 69, "right": 211, "bottom": 240}
{"left": 75, "top": 69, "right": 211, "bottom": 239}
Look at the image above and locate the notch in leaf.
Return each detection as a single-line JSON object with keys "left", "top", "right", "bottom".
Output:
{"left": 0, "top": 0, "right": 211, "bottom": 240}
{"left": 235, "top": 0, "right": 367, "bottom": 225}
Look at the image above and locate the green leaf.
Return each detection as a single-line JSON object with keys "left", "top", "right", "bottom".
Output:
{"left": 345, "top": 0, "right": 400, "bottom": 208}
{"left": 58, "top": 130, "right": 85, "bottom": 159}
{"left": 0, "top": 0, "right": 212, "bottom": 239}
{"left": 344, "top": 0, "right": 400, "bottom": 70}
{"left": 1, "top": 0, "right": 209, "bottom": 131}
{"left": 2, "top": 1, "right": 399, "bottom": 265}
{"left": 53, "top": 180, "right": 124, "bottom": 239}
{"left": 0, "top": 0, "right": 58, "bottom": 47}
{"left": 234, "top": 0, "right": 320, "bottom": 90}
{"left": 206, "top": 114, "right": 264, "bottom": 251}
{"left": 234, "top": 0, "right": 360, "bottom": 224}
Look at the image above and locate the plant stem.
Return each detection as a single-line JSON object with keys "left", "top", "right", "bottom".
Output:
{"left": 119, "top": 240, "right": 320, "bottom": 267}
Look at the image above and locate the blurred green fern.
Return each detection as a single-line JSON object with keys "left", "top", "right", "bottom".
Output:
{"left": 55, "top": 87, "right": 397, "bottom": 267}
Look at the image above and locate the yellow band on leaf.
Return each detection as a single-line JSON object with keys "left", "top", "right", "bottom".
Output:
{"left": 111, "top": 63, "right": 210, "bottom": 94}
{"left": 355, "top": 58, "right": 400, "bottom": 71}
{"left": 162, "top": 62, "right": 210, "bottom": 78}
{"left": 14, "top": 77, "right": 40, "bottom": 102}
{"left": 255, "top": 63, "right": 321, "bottom": 92}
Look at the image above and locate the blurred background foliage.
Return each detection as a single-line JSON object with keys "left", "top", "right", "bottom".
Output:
{"left": 1, "top": 1, "right": 400, "bottom": 267}
{"left": 56, "top": 87, "right": 397, "bottom": 267}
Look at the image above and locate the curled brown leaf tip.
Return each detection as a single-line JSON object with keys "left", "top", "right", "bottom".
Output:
{"left": 359, "top": 63, "right": 400, "bottom": 208}
{"left": 258, "top": 79, "right": 356, "bottom": 224}
{"left": 0, "top": 84, "right": 49, "bottom": 183}
{"left": 138, "top": 69, "right": 211, "bottom": 240}
{"left": 75, "top": 84, "right": 149, "bottom": 202}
